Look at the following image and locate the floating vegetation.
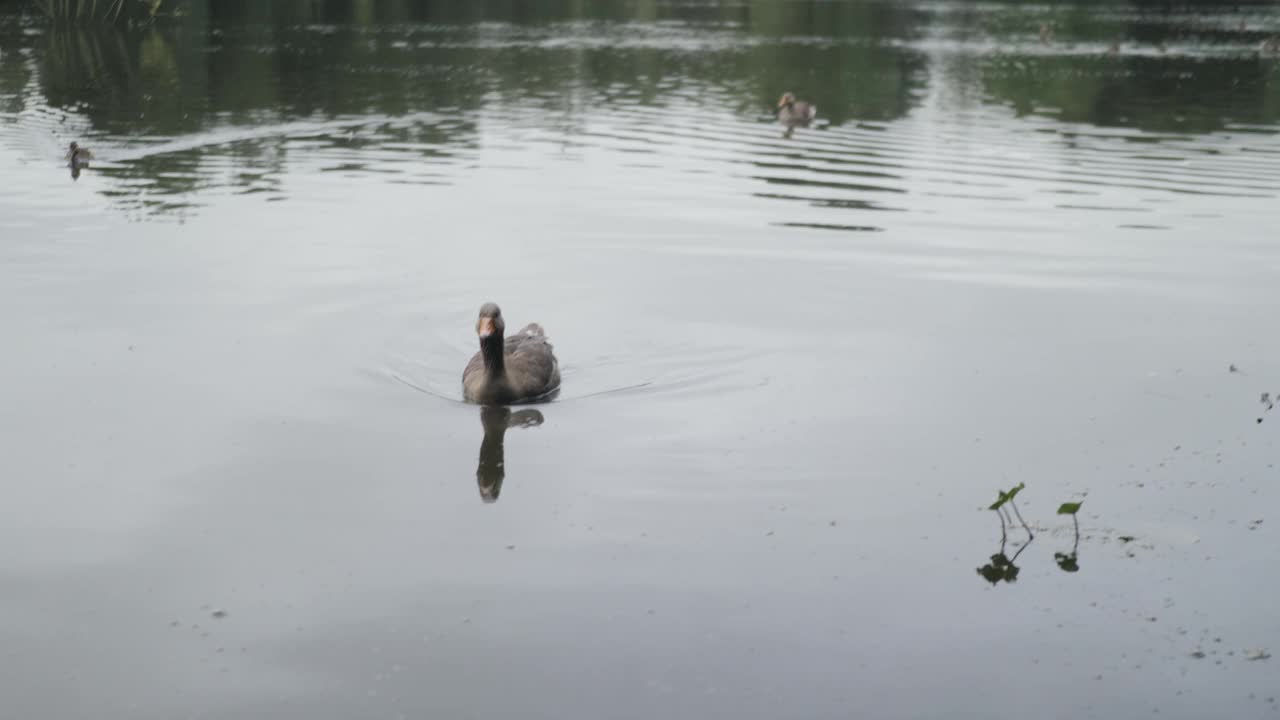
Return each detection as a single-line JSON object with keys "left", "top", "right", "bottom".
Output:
{"left": 1054, "top": 501, "right": 1083, "bottom": 573}
{"left": 979, "top": 487, "right": 1094, "bottom": 583}
{"left": 978, "top": 483, "right": 1034, "bottom": 586}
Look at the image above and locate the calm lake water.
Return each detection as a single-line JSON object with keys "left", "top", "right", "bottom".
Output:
{"left": 3, "top": 1, "right": 1279, "bottom": 717}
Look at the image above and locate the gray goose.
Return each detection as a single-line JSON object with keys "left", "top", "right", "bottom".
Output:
{"left": 462, "top": 303, "right": 560, "bottom": 404}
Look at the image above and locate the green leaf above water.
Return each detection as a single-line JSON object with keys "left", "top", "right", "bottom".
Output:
{"left": 988, "top": 482, "right": 1026, "bottom": 511}
{"left": 1057, "top": 501, "right": 1083, "bottom": 515}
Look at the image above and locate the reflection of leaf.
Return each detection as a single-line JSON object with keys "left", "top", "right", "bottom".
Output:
{"left": 976, "top": 553, "right": 1020, "bottom": 585}
{"left": 1057, "top": 501, "right": 1083, "bottom": 515}
{"left": 1054, "top": 552, "right": 1079, "bottom": 573}
{"left": 988, "top": 482, "right": 1026, "bottom": 511}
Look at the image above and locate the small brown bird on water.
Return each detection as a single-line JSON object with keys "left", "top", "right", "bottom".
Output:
{"left": 777, "top": 92, "right": 817, "bottom": 126}
{"left": 66, "top": 142, "right": 93, "bottom": 164}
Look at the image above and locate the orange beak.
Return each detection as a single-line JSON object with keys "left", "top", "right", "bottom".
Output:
{"left": 478, "top": 317, "right": 495, "bottom": 339}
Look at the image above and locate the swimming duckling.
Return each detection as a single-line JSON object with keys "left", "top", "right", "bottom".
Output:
{"left": 777, "top": 92, "right": 817, "bottom": 127}
{"left": 66, "top": 142, "right": 93, "bottom": 165}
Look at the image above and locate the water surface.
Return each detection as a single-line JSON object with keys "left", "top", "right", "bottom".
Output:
{"left": 2, "top": 1, "right": 1280, "bottom": 718}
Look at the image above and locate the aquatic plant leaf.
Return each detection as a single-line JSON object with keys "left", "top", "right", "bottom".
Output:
{"left": 988, "top": 482, "right": 1026, "bottom": 511}
{"left": 1057, "top": 502, "right": 1083, "bottom": 515}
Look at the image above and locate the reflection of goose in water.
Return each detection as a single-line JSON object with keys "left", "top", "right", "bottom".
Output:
{"left": 475, "top": 405, "right": 544, "bottom": 503}
{"left": 462, "top": 303, "right": 561, "bottom": 405}
{"left": 66, "top": 142, "right": 93, "bottom": 180}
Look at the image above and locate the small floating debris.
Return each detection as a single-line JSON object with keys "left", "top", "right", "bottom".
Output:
{"left": 1190, "top": 649, "right": 1206, "bottom": 659}
{"left": 1244, "top": 649, "right": 1271, "bottom": 661}
{"left": 1259, "top": 392, "right": 1276, "bottom": 424}
{"left": 1118, "top": 536, "right": 1136, "bottom": 543}
{"left": 210, "top": 609, "right": 228, "bottom": 619}
{"left": 1229, "top": 364, "right": 1240, "bottom": 373}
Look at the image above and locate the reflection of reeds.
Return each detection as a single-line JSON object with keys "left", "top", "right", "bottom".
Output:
{"left": 33, "top": 0, "right": 127, "bottom": 23}
{"left": 32, "top": 0, "right": 162, "bottom": 24}
{"left": 43, "top": 24, "right": 135, "bottom": 104}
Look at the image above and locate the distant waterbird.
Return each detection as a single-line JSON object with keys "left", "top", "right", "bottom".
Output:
{"left": 66, "top": 141, "right": 92, "bottom": 180}
{"left": 66, "top": 141, "right": 93, "bottom": 165}
{"left": 777, "top": 92, "right": 816, "bottom": 126}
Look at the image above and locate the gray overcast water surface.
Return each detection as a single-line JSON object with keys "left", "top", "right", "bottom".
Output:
{"left": 2, "top": 1, "right": 1279, "bottom": 718}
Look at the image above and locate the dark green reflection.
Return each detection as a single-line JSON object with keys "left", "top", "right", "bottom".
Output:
{"left": 1, "top": 0, "right": 1277, "bottom": 217}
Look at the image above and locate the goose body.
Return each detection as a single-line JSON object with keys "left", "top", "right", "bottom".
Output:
{"left": 462, "top": 303, "right": 560, "bottom": 405}
{"left": 777, "top": 92, "right": 816, "bottom": 126}
{"left": 66, "top": 142, "right": 93, "bottom": 165}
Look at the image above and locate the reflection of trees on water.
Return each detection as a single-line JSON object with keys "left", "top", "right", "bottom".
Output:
{"left": 39, "top": 22, "right": 204, "bottom": 135}
{"left": 3, "top": 0, "right": 1278, "bottom": 216}
{"left": 974, "top": 5, "right": 1280, "bottom": 133}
